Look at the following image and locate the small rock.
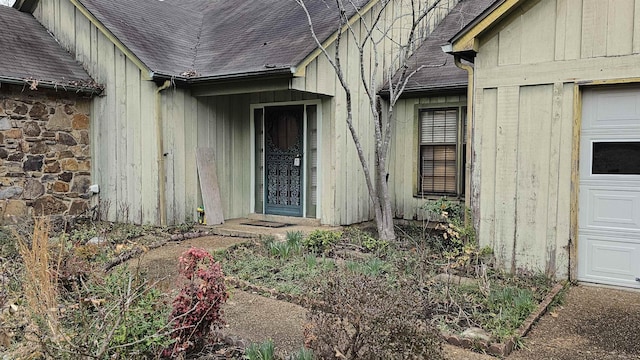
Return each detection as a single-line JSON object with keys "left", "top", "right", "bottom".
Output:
{"left": 432, "top": 273, "right": 479, "bottom": 286}
{"left": 0, "top": 117, "right": 11, "bottom": 130}
{"left": 87, "top": 236, "right": 107, "bottom": 245}
{"left": 24, "top": 179, "right": 45, "bottom": 200}
{"left": 461, "top": 327, "right": 492, "bottom": 343}
{"left": 0, "top": 186, "right": 23, "bottom": 200}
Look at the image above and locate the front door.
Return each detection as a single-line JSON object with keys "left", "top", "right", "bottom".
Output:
{"left": 264, "top": 105, "right": 303, "bottom": 216}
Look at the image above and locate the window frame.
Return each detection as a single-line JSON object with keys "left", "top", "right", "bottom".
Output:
{"left": 415, "top": 103, "right": 467, "bottom": 198}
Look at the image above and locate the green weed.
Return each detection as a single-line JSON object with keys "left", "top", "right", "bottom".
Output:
{"left": 302, "top": 230, "right": 341, "bottom": 253}
{"left": 245, "top": 339, "right": 275, "bottom": 360}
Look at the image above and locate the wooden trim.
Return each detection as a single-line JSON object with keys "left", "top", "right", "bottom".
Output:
{"left": 578, "top": 77, "right": 640, "bottom": 86}
{"left": 451, "top": 0, "right": 526, "bottom": 53}
{"left": 69, "top": 0, "right": 152, "bottom": 80}
{"left": 293, "top": 0, "right": 379, "bottom": 77}
{"left": 475, "top": 55, "right": 640, "bottom": 88}
{"left": 569, "top": 83, "right": 581, "bottom": 281}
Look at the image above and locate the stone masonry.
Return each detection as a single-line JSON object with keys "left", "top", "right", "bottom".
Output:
{"left": 0, "top": 84, "right": 92, "bottom": 221}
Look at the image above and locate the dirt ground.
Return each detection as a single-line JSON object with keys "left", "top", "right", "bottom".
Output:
{"left": 134, "top": 236, "right": 640, "bottom": 360}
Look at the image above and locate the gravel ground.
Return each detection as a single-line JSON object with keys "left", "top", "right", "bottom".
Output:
{"left": 508, "top": 285, "right": 640, "bottom": 360}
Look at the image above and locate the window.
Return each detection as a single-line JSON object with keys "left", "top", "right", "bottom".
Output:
{"left": 592, "top": 141, "right": 640, "bottom": 175}
{"left": 419, "top": 107, "right": 466, "bottom": 196}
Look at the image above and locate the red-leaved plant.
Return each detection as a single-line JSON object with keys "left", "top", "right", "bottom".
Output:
{"left": 163, "top": 247, "right": 228, "bottom": 358}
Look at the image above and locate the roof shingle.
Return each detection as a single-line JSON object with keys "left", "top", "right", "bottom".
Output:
{"left": 78, "top": 0, "right": 369, "bottom": 80}
{"left": 0, "top": 5, "right": 97, "bottom": 91}
{"left": 392, "top": 0, "right": 498, "bottom": 95}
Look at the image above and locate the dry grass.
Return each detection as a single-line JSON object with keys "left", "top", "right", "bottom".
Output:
{"left": 15, "top": 217, "right": 63, "bottom": 340}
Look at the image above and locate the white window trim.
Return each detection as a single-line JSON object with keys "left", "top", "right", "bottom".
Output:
{"left": 416, "top": 103, "right": 467, "bottom": 198}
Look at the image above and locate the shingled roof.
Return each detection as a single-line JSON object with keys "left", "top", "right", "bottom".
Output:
{"left": 78, "top": 0, "right": 370, "bottom": 81}
{"left": 389, "top": 0, "right": 497, "bottom": 95}
{"left": 0, "top": 5, "right": 99, "bottom": 93}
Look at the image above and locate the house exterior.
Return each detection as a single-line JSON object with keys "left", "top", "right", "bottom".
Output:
{"left": 447, "top": 0, "right": 640, "bottom": 289}
{"left": 0, "top": 5, "right": 100, "bottom": 221}
{"left": 386, "top": 0, "right": 496, "bottom": 221}
{"left": 12, "top": 0, "right": 461, "bottom": 226}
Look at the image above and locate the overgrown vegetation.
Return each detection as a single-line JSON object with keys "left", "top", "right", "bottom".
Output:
{"left": 164, "top": 247, "right": 228, "bottom": 357}
{"left": 0, "top": 218, "right": 230, "bottom": 359}
{"left": 0, "top": 198, "right": 558, "bottom": 358}
{"left": 305, "top": 272, "right": 444, "bottom": 360}
{"left": 215, "top": 204, "right": 555, "bottom": 344}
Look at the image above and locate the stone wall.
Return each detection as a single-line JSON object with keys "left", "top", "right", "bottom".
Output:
{"left": 0, "top": 84, "right": 92, "bottom": 221}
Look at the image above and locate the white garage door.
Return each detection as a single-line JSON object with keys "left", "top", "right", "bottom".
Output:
{"left": 579, "top": 87, "right": 640, "bottom": 289}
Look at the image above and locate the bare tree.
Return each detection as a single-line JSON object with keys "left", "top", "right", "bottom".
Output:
{"left": 296, "top": 0, "right": 445, "bottom": 241}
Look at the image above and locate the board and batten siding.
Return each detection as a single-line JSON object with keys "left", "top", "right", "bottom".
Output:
{"left": 472, "top": 0, "right": 640, "bottom": 277}
{"left": 390, "top": 94, "right": 467, "bottom": 221}
{"left": 33, "top": 0, "right": 199, "bottom": 224}
{"left": 291, "top": 0, "right": 461, "bottom": 225}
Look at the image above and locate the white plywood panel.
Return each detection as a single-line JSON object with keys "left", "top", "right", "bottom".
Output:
{"left": 554, "top": 0, "right": 567, "bottom": 61}
{"left": 115, "top": 50, "right": 127, "bottom": 220}
{"left": 494, "top": 86, "right": 520, "bottom": 269}
{"left": 545, "top": 83, "right": 564, "bottom": 276}
{"left": 196, "top": 148, "right": 224, "bottom": 225}
{"left": 563, "top": 0, "right": 583, "bottom": 60}
{"left": 520, "top": 0, "right": 556, "bottom": 64}
{"left": 125, "top": 61, "right": 142, "bottom": 223}
{"left": 140, "top": 80, "right": 159, "bottom": 224}
{"left": 635, "top": 0, "right": 640, "bottom": 53}
{"left": 184, "top": 95, "right": 199, "bottom": 222}
{"left": 552, "top": 83, "right": 575, "bottom": 278}
{"left": 515, "top": 85, "right": 553, "bottom": 272}
{"left": 606, "top": 0, "right": 634, "bottom": 56}
{"left": 498, "top": 14, "right": 522, "bottom": 66}
{"left": 477, "top": 88, "right": 497, "bottom": 250}
{"left": 476, "top": 33, "right": 499, "bottom": 70}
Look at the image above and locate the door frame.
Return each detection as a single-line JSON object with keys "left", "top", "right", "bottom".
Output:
{"left": 250, "top": 100, "right": 323, "bottom": 218}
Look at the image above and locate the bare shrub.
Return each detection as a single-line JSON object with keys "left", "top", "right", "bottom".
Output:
{"left": 305, "top": 272, "right": 443, "bottom": 360}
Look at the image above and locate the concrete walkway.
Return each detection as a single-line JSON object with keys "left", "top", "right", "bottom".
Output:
{"left": 508, "top": 285, "right": 640, "bottom": 359}
{"left": 206, "top": 217, "right": 341, "bottom": 240}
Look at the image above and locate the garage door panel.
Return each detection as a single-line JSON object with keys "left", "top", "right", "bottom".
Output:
{"left": 580, "top": 187, "right": 640, "bottom": 232}
{"left": 583, "top": 88, "right": 640, "bottom": 130}
{"left": 579, "top": 234, "right": 640, "bottom": 288}
{"left": 579, "top": 86, "right": 640, "bottom": 289}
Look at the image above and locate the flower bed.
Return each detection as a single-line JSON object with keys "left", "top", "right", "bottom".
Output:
{"left": 214, "top": 226, "right": 561, "bottom": 355}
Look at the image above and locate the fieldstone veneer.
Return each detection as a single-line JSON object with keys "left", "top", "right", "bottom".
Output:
{"left": 0, "top": 85, "right": 91, "bottom": 220}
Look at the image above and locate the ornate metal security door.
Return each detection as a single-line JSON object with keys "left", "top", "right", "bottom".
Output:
{"left": 264, "top": 105, "right": 304, "bottom": 216}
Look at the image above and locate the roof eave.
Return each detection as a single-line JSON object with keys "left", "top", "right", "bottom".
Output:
{"left": 0, "top": 76, "right": 103, "bottom": 96}
{"left": 379, "top": 83, "right": 467, "bottom": 99}
{"left": 448, "top": 0, "right": 528, "bottom": 57}
{"left": 151, "top": 67, "right": 295, "bottom": 86}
